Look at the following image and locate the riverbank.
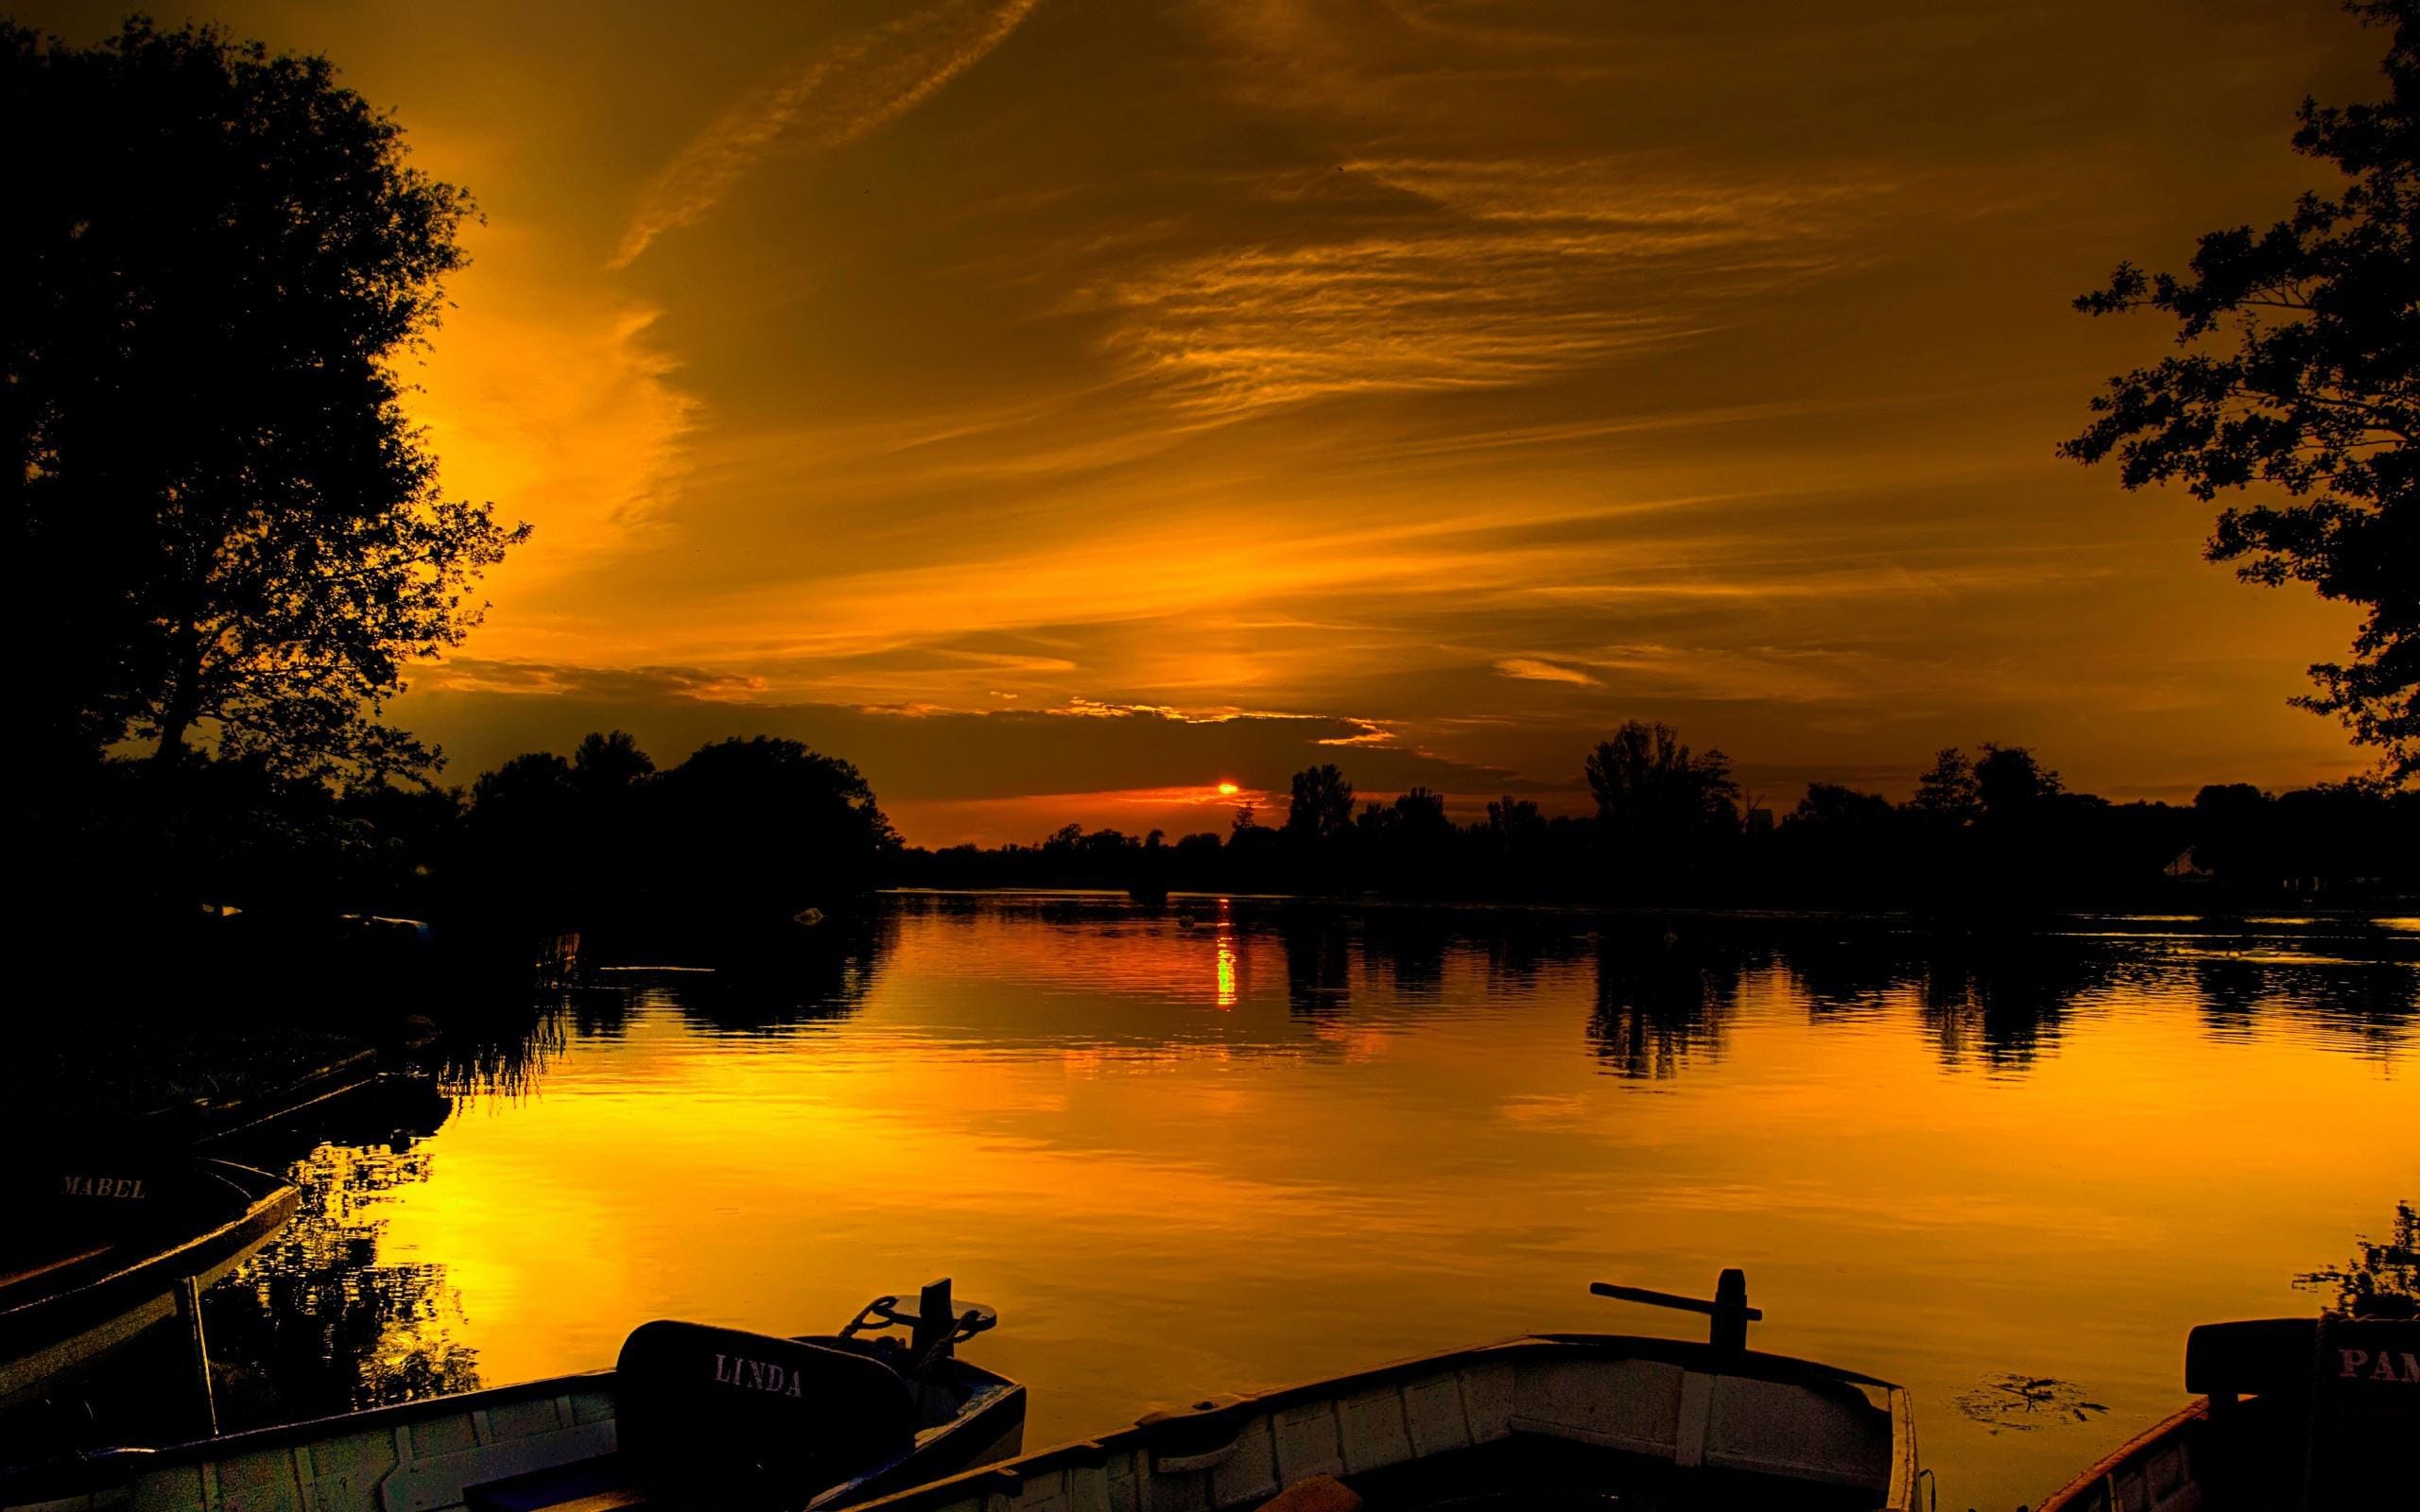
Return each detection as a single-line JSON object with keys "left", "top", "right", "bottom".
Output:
{"left": 3, "top": 1017, "right": 375, "bottom": 1135}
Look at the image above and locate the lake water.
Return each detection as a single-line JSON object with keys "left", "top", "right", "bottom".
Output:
{"left": 196, "top": 896, "right": 2418, "bottom": 1511}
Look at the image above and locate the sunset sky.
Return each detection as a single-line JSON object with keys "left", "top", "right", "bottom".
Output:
{"left": 31, "top": 0, "right": 2394, "bottom": 843}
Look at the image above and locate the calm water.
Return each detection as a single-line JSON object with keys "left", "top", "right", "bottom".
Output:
{"left": 197, "top": 897, "right": 2416, "bottom": 1511}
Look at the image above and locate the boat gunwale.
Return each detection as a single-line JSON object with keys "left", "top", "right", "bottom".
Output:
{"left": 848, "top": 1331, "right": 1912, "bottom": 1512}
{"left": 51, "top": 1346, "right": 1021, "bottom": 1470}
{"left": 0, "top": 1161, "right": 297, "bottom": 1323}
{"left": 813, "top": 1377, "right": 1030, "bottom": 1509}
{"left": 2031, "top": 1396, "right": 2209, "bottom": 1512}
{"left": 0, "top": 1161, "right": 299, "bottom": 1356}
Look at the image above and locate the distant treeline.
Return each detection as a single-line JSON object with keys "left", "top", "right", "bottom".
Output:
{"left": 895, "top": 723, "right": 2420, "bottom": 910}
{"left": 26, "top": 721, "right": 2417, "bottom": 966}
{"left": 29, "top": 732, "right": 897, "bottom": 954}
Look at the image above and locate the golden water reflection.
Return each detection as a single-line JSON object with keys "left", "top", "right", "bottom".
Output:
{"left": 229, "top": 899, "right": 2416, "bottom": 1512}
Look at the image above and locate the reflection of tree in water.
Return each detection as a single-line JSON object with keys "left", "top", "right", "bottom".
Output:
{"left": 2196, "top": 956, "right": 2419, "bottom": 1057}
{"left": 202, "top": 1141, "right": 476, "bottom": 1431}
{"left": 1785, "top": 936, "right": 1915, "bottom": 1016}
{"left": 1589, "top": 930, "right": 1737, "bottom": 1080}
{"left": 1281, "top": 913, "right": 1352, "bottom": 1016}
{"left": 669, "top": 912, "right": 898, "bottom": 1032}
{"left": 1267, "top": 906, "right": 1595, "bottom": 1016}
{"left": 566, "top": 982, "right": 632, "bottom": 1040}
{"left": 1361, "top": 915, "right": 1446, "bottom": 997}
{"left": 2296, "top": 1200, "right": 2418, "bottom": 1319}
{"left": 2195, "top": 956, "right": 2266, "bottom": 1041}
{"left": 435, "top": 999, "right": 567, "bottom": 1101}
{"left": 1471, "top": 917, "right": 1590, "bottom": 995}
{"left": 1920, "top": 943, "right": 2109, "bottom": 1072}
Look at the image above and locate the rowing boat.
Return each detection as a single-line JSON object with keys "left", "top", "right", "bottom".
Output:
{"left": 0, "top": 1280, "right": 1025, "bottom": 1512}
{"left": 0, "top": 1157, "right": 298, "bottom": 1416}
{"left": 2035, "top": 1311, "right": 2414, "bottom": 1512}
{"left": 848, "top": 1271, "right": 1919, "bottom": 1512}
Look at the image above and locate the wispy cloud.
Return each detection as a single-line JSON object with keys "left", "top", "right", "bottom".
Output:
{"left": 1495, "top": 658, "right": 1599, "bottom": 687}
{"left": 611, "top": 0, "right": 1041, "bottom": 270}
{"left": 1087, "top": 162, "right": 1881, "bottom": 414}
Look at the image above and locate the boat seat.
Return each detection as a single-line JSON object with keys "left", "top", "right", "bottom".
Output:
{"left": 2185, "top": 1314, "right": 2415, "bottom": 1508}
{"left": 466, "top": 1322, "right": 917, "bottom": 1512}
{"left": 2184, "top": 1317, "right": 2316, "bottom": 1402}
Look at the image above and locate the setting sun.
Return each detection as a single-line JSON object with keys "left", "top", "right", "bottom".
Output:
{"left": 1216, "top": 782, "right": 1239, "bottom": 797}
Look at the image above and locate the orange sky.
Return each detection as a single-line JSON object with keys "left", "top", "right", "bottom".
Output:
{"left": 29, "top": 0, "right": 2394, "bottom": 843}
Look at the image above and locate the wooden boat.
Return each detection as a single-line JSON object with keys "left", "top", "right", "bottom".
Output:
{"left": 846, "top": 1271, "right": 1920, "bottom": 1512}
{"left": 0, "top": 1157, "right": 299, "bottom": 1415}
{"left": 0, "top": 1280, "right": 1026, "bottom": 1512}
{"left": 2036, "top": 1311, "right": 2414, "bottom": 1512}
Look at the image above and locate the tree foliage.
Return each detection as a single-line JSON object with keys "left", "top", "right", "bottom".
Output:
{"left": 1284, "top": 763, "right": 1356, "bottom": 844}
{"left": 1583, "top": 721, "right": 1740, "bottom": 847}
{"left": 2063, "top": 0, "right": 2420, "bottom": 782}
{"left": 2296, "top": 1200, "right": 2419, "bottom": 1319}
{"left": 3, "top": 19, "right": 524, "bottom": 782}
{"left": 1909, "top": 747, "right": 1981, "bottom": 824}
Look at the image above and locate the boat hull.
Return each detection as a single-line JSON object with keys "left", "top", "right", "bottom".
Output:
{"left": 0, "top": 1349, "right": 1024, "bottom": 1512}
{"left": 2033, "top": 1398, "right": 2207, "bottom": 1512}
{"left": 0, "top": 1162, "right": 299, "bottom": 1415}
{"left": 844, "top": 1332, "right": 1918, "bottom": 1512}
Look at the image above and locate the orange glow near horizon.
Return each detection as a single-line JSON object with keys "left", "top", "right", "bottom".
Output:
{"left": 71, "top": 0, "right": 2391, "bottom": 837}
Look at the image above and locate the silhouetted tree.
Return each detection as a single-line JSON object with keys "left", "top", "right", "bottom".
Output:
{"left": 1583, "top": 722, "right": 1740, "bottom": 860}
{"left": 1225, "top": 802, "right": 1281, "bottom": 885}
{"left": 2063, "top": 0, "right": 2420, "bottom": 782}
{"left": 649, "top": 738, "right": 897, "bottom": 926}
{"left": 471, "top": 752, "right": 578, "bottom": 816}
{"left": 883, "top": 739, "right": 2415, "bottom": 904}
{"left": 2187, "top": 782, "right": 2279, "bottom": 886}
{"left": 1285, "top": 764, "right": 1357, "bottom": 844}
{"left": 459, "top": 752, "right": 582, "bottom": 927}
{"left": 4, "top": 20, "right": 524, "bottom": 782}
{"left": 1792, "top": 782, "right": 1897, "bottom": 829}
{"left": 1392, "top": 786, "right": 1451, "bottom": 836}
{"left": 1486, "top": 795, "right": 1546, "bottom": 838}
{"left": 1908, "top": 747, "right": 1981, "bottom": 825}
{"left": 1974, "top": 744, "right": 2064, "bottom": 817}
{"left": 573, "top": 730, "right": 655, "bottom": 791}
{"left": 1773, "top": 782, "right": 1904, "bottom": 899}
{"left": 1479, "top": 794, "right": 1549, "bottom": 885}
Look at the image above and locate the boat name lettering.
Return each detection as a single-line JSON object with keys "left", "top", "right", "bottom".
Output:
{"left": 60, "top": 1175, "right": 146, "bottom": 1199}
{"left": 712, "top": 1351, "right": 805, "bottom": 1398}
{"left": 2336, "top": 1348, "right": 2420, "bottom": 1383}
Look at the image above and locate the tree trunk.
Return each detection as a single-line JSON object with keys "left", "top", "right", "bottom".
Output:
{"left": 154, "top": 619, "right": 202, "bottom": 765}
{"left": 153, "top": 708, "right": 191, "bottom": 765}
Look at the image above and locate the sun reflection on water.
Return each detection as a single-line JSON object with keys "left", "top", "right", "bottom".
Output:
{"left": 186, "top": 897, "right": 2417, "bottom": 1512}
{"left": 1214, "top": 897, "right": 1237, "bottom": 1006}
